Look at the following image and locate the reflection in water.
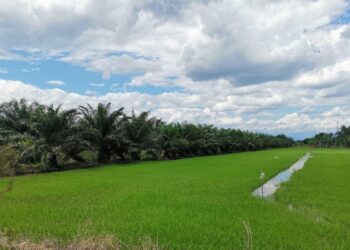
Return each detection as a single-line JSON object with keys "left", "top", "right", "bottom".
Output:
{"left": 252, "top": 153, "right": 311, "bottom": 198}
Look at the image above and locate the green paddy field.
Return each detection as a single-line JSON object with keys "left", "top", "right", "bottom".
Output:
{"left": 0, "top": 148, "right": 349, "bottom": 249}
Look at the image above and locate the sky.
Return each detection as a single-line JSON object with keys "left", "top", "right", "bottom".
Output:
{"left": 0, "top": 0, "right": 350, "bottom": 139}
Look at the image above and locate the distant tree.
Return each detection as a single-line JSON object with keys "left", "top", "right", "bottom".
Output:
{"left": 0, "top": 99, "right": 298, "bottom": 176}
{"left": 303, "top": 125, "right": 350, "bottom": 148}
{"left": 78, "top": 103, "right": 125, "bottom": 163}
{"left": 0, "top": 99, "right": 39, "bottom": 145}
{"left": 336, "top": 126, "right": 350, "bottom": 147}
{"left": 122, "top": 110, "right": 163, "bottom": 160}
{"left": 0, "top": 100, "right": 77, "bottom": 168}
{"left": 29, "top": 105, "right": 77, "bottom": 167}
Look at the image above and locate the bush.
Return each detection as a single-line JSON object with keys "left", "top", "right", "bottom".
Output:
{"left": 0, "top": 145, "right": 18, "bottom": 176}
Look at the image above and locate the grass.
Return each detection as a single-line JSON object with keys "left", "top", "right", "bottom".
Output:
{"left": 0, "top": 148, "right": 349, "bottom": 249}
{"left": 276, "top": 148, "right": 350, "bottom": 247}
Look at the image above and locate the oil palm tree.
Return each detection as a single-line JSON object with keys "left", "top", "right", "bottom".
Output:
{"left": 29, "top": 105, "right": 77, "bottom": 167}
{"left": 0, "top": 99, "right": 40, "bottom": 144}
{"left": 78, "top": 103, "right": 125, "bottom": 163}
{"left": 0, "top": 100, "right": 77, "bottom": 168}
{"left": 123, "top": 110, "right": 163, "bottom": 160}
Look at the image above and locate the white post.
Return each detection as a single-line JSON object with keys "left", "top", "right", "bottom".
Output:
{"left": 260, "top": 169, "right": 265, "bottom": 197}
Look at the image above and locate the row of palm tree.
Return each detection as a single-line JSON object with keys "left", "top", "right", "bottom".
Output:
{"left": 0, "top": 99, "right": 295, "bottom": 175}
{"left": 302, "top": 126, "right": 350, "bottom": 148}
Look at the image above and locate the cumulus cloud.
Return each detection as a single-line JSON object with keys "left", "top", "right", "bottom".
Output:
{"left": 46, "top": 80, "right": 66, "bottom": 86}
{"left": 294, "top": 58, "right": 350, "bottom": 88}
{"left": 84, "top": 90, "right": 98, "bottom": 96}
{"left": 1, "top": 79, "right": 349, "bottom": 136}
{"left": 0, "top": 0, "right": 349, "bottom": 86}
{"left": 181, "top": 0, "right": 348, "bottom": 85}
{"left": 0, "top": 1, "right": 350, "bottom": 136}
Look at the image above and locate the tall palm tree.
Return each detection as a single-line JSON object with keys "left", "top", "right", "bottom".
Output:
{"left": 0, "top": 98, "right": 298, "bottom": 176}
{"left": 78, "top": 103, "right": 125, "bottom": 163}
{"left": 123, "top": 110, "right": 163, "bottom": 160}
{"left": 336, "top": 126, "right": 350, "bottom": 147}
{"left": 29, "top": 105, "right": 77, "bottom": 167}
{"left": 0, "top": 99, "right": 41, "bottom": 144}
{"left": 0, "top": 100, "right": 77, "bottom": 168}
{"left": 160, "top": 123, "right": 190, "bottom": 159}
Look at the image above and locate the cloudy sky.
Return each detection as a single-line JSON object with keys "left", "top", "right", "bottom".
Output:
{"left": 1, "top": 0, "right": 350, "bottom": 139}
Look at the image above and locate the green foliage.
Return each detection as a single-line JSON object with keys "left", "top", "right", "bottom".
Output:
{"left": 0, "top": 145, "right": 18, "bottom": 176}
{"left": 303, "top": 125, "right": 350, "bottom": 148}
{"left": 78, "top": 103, "right": 125, "bottom": 163}
{"left": 276, "top": 148, "right": 350, "bottom": 241}
{"left": 0, "top": 148, "right": 348, "bottom": 248}
{"left": 0, "top": 99, "right": 295, "bottom": 174}
{"left": 122, "top": 111, "right": 163, "bottom": 160}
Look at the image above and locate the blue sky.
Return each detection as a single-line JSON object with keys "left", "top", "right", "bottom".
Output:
{"left": 0, "top": 59, "right": 182, "bottom": 95}
{"left": 0, "top": 0, "right": 350, "bottom": 139}
{"left": 332, "top": 3, "right": 350, "bottom": 24}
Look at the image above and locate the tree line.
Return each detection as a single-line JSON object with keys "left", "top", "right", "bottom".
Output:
{"left": 0, "top": 99, "right": 295, "bottom": 176}
{"left": 302, "top": 126, "right": 350, "bottom": 148}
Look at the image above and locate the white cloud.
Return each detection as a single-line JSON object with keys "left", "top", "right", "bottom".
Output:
{"left": 1, "top": 79, "right": 349, "bottom": 136}
{"left": 21, "top": 68, "right": 40, "bottom": 73}
{"left": 46, "top": 80, "right": 66, "bottom": 86}
{"left": 0, "top": 67, "right": 8, "bottom": 74}
{"left": 0, "top": 1, "right": 350, "bottom": 136}
{"left": 0, "top": 79, "right": 238, "bottom": 124}
{"left": 84, "top": 90, "right": 97, "bottom": 96}
{"left": 0, "top": 0, "right": 349, "bottom": 87}
{"left": 90, "top": 83, "right": 105, "bottom": 87}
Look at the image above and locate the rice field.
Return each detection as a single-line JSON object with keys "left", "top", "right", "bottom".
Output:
{"left": 0, "top": 148, "right": 349, "bottom": 249}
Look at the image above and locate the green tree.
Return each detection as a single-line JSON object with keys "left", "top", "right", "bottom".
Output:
{"left": 78, "top": 103, "right": 125, "bottom": 163}
{"left": 123, "top": 111, "right": 163, "bottom": 160}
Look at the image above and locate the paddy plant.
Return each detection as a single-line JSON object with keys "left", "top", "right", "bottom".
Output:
{"left": 1, "top": 148, "right": 349, "bottom": 249}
